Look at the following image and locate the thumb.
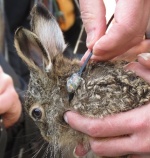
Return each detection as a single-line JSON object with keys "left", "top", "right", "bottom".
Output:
{"left": 79, "top": 0, "right": 106, "bottom": 49}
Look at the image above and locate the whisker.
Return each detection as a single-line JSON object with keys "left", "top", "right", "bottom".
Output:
{"left": 31, "top": 142, "right": 47, "bottom": 158}
{"left": 11, "top": 134, "right": 45, "bottom": 158}
{"left": 41, "top": 143, "right": 51, "bottom": 158}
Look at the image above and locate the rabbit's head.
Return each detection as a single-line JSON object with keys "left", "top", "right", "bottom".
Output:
{"left": 14, "top": 3, "right": 81, "bottom": 146}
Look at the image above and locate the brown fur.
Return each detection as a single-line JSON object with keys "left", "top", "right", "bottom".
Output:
{"left": 14, "top": 3, "right": 150, "bottom": 158}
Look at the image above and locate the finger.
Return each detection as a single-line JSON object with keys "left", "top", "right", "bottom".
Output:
{"left": 112, "top": 40, "right": 150, "bottom": 62}
{"left": 138, "top": 53, "right": 150, "bottom": 69}
{"left": 0, "top": 88, "right": 15, "bottom": 114}
{"left": 89, "top": 136, "right": 133, "bottom": 157}
{"left": 89, "top": 133, "right": 150, "bottom": 157}
{"left": 125, "top": 62, "right": 150, "bottom": 83}
{"left": 80, "top": 49, "right": 91, "bottom": 65}
{"left": 79, "top": 0, "right": 106, "bottom": 49}
{"left": 93, "top": 0, "right": 150, "bottom": 60}
{"left": 74, "top": 147, "right": 150, "bottom": 158}
{"left": 0, "top": 72, "right": 13, "bottom": 94}
{"left": 0, "top": 87, "right": 21, "bottom": 128}
{"left": 80, "top": 49, "right": 104, "bottom": 64}
{"left": 73, "top": 143, "right": 89, "bottom": 157}
{"left": 130, "top": 155, "right": 150, "bottom": 158}
{"left": 64, "top": 110, "right": 140, "bottom": 138}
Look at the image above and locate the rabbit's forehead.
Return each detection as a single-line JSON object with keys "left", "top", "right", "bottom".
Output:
{"left": 28, "top": 75, "right": 63, "bottom": 99}
{"left": 26, "top": 75, "right": 59, "bottom": 102}
{"left": 30, "top": 72, "right": 54, "bottom": 88}
{"left": 25, "top": 88, "right": 64, "bottom": 119}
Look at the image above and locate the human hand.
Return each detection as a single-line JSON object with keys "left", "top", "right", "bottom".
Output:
{"left": 79, "top": 0, "right": 150, "bottom": 62}
{"left": 0, "top": 67, "right": 21, "bottom": 128}
{"left": 64, "top": 53, "right": 150, "bottom": 157}
{"left": 112, "top": 40, "right": 150, "bottom": 62}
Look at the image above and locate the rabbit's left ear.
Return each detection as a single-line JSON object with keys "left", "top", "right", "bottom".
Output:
{"left": 31, "top": 3, "right": 67, "bottom": 59}
{"left": 14, "top": 27, "right": 52, "bottom": 72}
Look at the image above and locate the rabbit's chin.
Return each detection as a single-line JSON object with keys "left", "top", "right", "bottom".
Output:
{"left": 40, "top": 124, "right": 89, "bottom": 151}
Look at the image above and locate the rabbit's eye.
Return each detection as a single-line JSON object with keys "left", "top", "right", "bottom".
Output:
{"left": 32, "top": 108, "right": 42, "bottom": 120}
{"left": 29, "top": 104, "right": 44, "bottom": 121}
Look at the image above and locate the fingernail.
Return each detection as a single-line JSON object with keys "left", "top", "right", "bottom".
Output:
{"left": 87, "top": 31, "right": 94, "bottom": 47}
{"left": 138, "top": 53, "right": 150, "bottom": 61}
{"left": 63, "top": 113, "right": 68, "bottom": 124}
{"left": 73, "top": 147, "right": 80, "bottom": 158}
{"left": 123, "top": 62, "right": 136, "bottom": 73}
{"left": 73, "top": 144, "right": 89, "bottom": 157}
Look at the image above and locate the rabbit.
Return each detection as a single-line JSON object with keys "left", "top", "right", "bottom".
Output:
{"left": 14, "top": 3, "right": 150, "bottom": 158}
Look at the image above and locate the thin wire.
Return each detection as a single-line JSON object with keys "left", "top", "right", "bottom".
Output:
{"left": 78, "top": 51, "right": 92, "bottom": 76}
{"left": 74, "top": 0, "right": 80, "bottom": 9}
{"left": 106, "top": 14, "right": 114, "bottom": 28}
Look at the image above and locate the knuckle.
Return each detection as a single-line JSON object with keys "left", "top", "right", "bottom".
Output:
{"left": 87, "top": 124, "right": 99, "bottom": 137}
{"left": 80, "top": 11, "right": 96, "bottom": 31}
{"left": 90, "top": 141, "right": 104, "bottom": 155}
{"left": 132, "top": 117, "right": 146, "bottom": 131}
{"left": 119, "top": 23, "right": 140, "bottom": 40}
{"left": 81, "top": 11, "right": 95, "bottom": 22}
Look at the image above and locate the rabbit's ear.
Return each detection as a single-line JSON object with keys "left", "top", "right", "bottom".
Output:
{"left": 14, "top": 27, "right": 52, "bottom": 72}
{"left": 31, "top": 3, "right": 67, "bottom": 59}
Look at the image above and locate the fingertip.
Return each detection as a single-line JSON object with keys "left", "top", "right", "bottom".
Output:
{"left": 64, "top": 111, "right": 81, "bottom": 124}
{"left": 80, "top": 50, "right": 92, "bottom": 65}
{"left": 138, "top": 53, "right": 150, "bottom": 69}
{"left": 90, "top": 54, "right": 104, "bottom": 61}
{"left": 73, "top": 144, "right": 89, "bottom": 157}
{"left": 64, "top": 113, "right": 68, "bottom": 124}
{"left": 93, "top": 41, "right": 117, "bottom": 61}
{"left": 80, "top": 58, "right": 86, "bottom": 65}
{"left": 125, "top": 62, "right": 141, "bottom": 73}
{"left": 138, "top": 53, "right": 150, "bottom": 61}
{"left": 93, "top": 40, "right": 102, "bottom": 56}
{"left": 86, "top": 31, "right": 95, "bottom": 49}
{"left": 124, "top": 61, "right": 150, "bottom": 83}
{"left": 64, "top": 110, "right": 73, "bottom": 124}
{"left": 124, "top": 62, "right": 137, "bottom": 72}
